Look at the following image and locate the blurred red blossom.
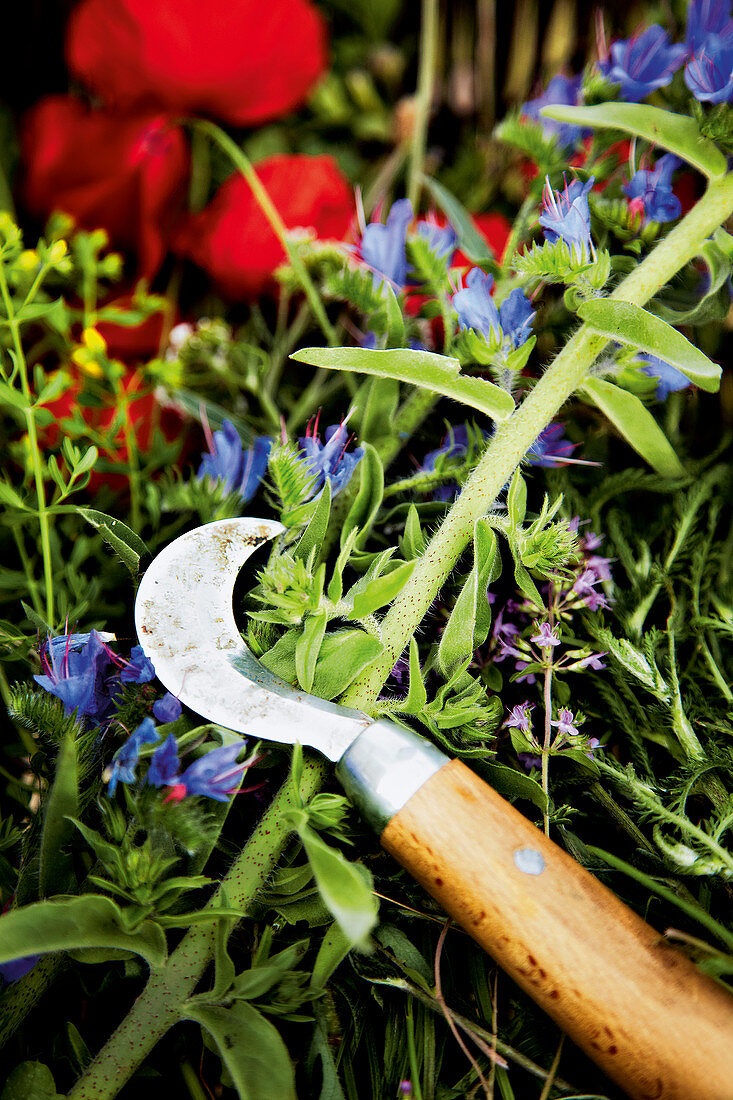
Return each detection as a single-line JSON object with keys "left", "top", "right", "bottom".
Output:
{"left": 21, "top": 97, "right": 189, "bottom": 276}
{"left": 96, "top": 293, "right": 171, "bottom": 361}
{"left": 174, "top": 154, "right": 354, "bottom": 299}
{"left": 66, "top": 0, "right": 328, "bottom": 127}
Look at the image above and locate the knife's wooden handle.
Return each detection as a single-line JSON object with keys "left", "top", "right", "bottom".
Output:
{"left": 381, "top": 759, "right": 733, "bottom": 1100}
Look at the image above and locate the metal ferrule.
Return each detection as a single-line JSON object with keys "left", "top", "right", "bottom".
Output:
{"left": 335, "top": 720, "right": 448, "bottom": 834}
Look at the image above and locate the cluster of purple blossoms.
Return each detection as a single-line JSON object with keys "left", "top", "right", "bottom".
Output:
{"left": 684, "top": 0, "right": 733, "bottom": 102}
{"left": 106, "top": 721, "right": 259, "bottom": 803}
{"left": 453, "top": 269, "right": 536, "bottom": 352}
{"left": 197, "top": 419, "right": 272, "bottom": 504}
{"left": 540, "top": 177, "right": 595, "bottom": 260}
{"left": 359, "top": 197, "right": 414, "bottom": 289}
{"left": 298, "top": 413, "right": 364, "bottom": 498}
{"left": 35, "top": 631, "right": 181, "bottom": 727}
{"left": 598, "top": 25, "right": 687, "bottom": 101}
{"left": 502, "top": 699, "right": 600, "bottom": 772}
{"left": 623, "top": 154, "right": 682, "bottom": 225}
{"left": 416, "top": 216, "right": 458, "bottom": 262}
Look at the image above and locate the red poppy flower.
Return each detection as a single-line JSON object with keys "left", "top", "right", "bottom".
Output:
{"left": 66, "top": 0, "right": 327, "bottom": 127}
{"left": 95, "top": 293, "right": 171, "bottom": 362}
{"left": 21, "top": 96, "right": 189, "bottom": 276}
{"left": 174, "top": 154, "right": 353, "bottom": 299}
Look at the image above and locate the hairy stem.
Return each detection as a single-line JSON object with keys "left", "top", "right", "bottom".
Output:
{"left": 67, "top": 756, "right": 327, "bottom": 1100}
{"left": 341, "top": 171, "right": 733, "bottom": 712}
{"left": 407, "top": 0, "right": 439, "bottom": 212}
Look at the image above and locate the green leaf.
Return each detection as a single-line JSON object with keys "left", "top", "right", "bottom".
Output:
{"left": 541, "top": 102, "right": 727, "bottom": 179}
{"left": 352, "top": 376, "right": 401, "bottom": 448}
{"left": 581, "top": 377, "right": 685, "bottom": 478}
{"left": 291, "top": 347, "right": 515, "bottom": 421}
{"left": 399, "top": 638, "right": 428, "bottom": 716}
{"left": 506, "top": 469, "right": 527, "bottom": 527}
{"left": 294, "top": 481, "right": 331, "bottom": 563}
{"left": 14, "top": 298, "right": 69, "bottom": 335}
{"left": 383, "top": 282, "right": 406, "bottom": 347}
{"left": 482, "top": 762, "right": 548, "bottom": 813}
{"left": 0, "top": 895, "right": 167, "bottom": 968}
{"left": 296, "top": 611, "right": 328, "bottom": 694}
{"left": 655, "top": 231, "right": 733, "bottom": 325}
{"left": 262, "top": 628, "right": 383, "bottom": 701}
{"left": 0, "top": 480, "right": 26, "bottom": 509}
{"left": 1, "top": 1063, "right": 63, "bottom": 1100}
{"left": 298, "top": 823, "right": 378, "bottom": 948}
{"left": 39, "top": 732, "right": 78, "bottom": 897}
{"left": 350, "top": 560, "right": 415, "bottom": 619}
{"left": 421, "top": 176, "right": 497, "bottom": 264}
{"left": 183, "top": 1001, "right": 296, "bottom": 1100}
{"left": 311, "top": 922, "right": 352, "bottom": 991}
{"left": 578, "top": 299, "right": 721, "bottom": 392}
{"left": 439, "top": 520, "right": 499, "bottom": 674}
{"left": 76, "top": 508, "right": 148, "bottom": 575}
{"left": 0, "top": 378, "right": 30, "bottom": 411}
{"left": 341, "top": 442, "right": 384, "bottom": 549}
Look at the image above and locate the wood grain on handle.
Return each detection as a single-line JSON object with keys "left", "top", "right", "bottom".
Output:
{"left": 381, "top": 759, "right": 733, "bottom": 1100}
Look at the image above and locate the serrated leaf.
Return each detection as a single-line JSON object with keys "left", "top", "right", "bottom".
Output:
{"left": 183, "top": 1001, "right": 296, "bottom": 1100}
{"left": 581, "top": 376, "right": 685, "bottom": 478}
{"left": 541, "top": 103, "right": 727, "bottom": 179}
{"left": 292, "top": 347, "right": 515, "bottom": 421}
{"left": 578, "top": 299, "right": 721, "bottom": 392}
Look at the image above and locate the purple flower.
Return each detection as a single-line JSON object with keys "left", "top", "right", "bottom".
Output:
{"left": 120, "top": 644, "right": 155, "bottom": 684}
{"left": 636, "top": 354, "right": 692, "bottom": 400}
{"left": 416, "top": 218, "right": 457, "bottom": 262}
{"left": 299, "top": 417, "right": 364, "bottom": 498}
{"left": 168, "top": 741, "right": 250, "bottom": 803}
{"left": 498, "top": 288, "right": 536, "bottom": 349}
{"left": 0, "top": 954, "right": 40, "bottom": 984}
{"left": 623, "top": 154, "right": 682, "bottom": 224}
{"left": 518, "top": 752, "right": 542, "bottom": 771}
{"left": 360, "top": 198, "right": 413, "bottom": 289}
{"left": 34, "top": 630, "right": 116, "bottom": 723}
{"left": 527, "top": 423, "right": 576, "bottom": 467}
{"left": 551, "top": 708, "right": 580, "bottom": 737}
{"left": 504, "top": 702, "right": 534, "bottom": 733}
{"left": 598, "top": 26, "right": 686, "bottom": 101}
{"left": 686, "top": 0, "right": 733, "bottom": 54}
{"left": 540, "top": 177, "right": 594, "bottom": 258}
{"left": 572, "top": 569, "right": 609, "bottom": 611}
{"left": 531, "top": 621, "right": 561, "bottom": 648}
{"left": 578, "top": 652, "right": 607, "bottom": 670}
{"left": 198, "top": 421, "right": 272, "bottom": 503}
{"left": 106, "top": 717, "right": 159, "bottom": 796}
{"left": 453, "top": 269, "right": 501, "bottom": 343}
{"left": 684, "top": 43, "right": 733, "bottom": 101}
{"left": 521, "top": 73, "right": 586, "bottom": 150}
{"left": 420, "top": 424, "right": 487, "bottom": 501}
{"left": 153, "top": 692, "right": 182, "bottom": 722}
{"left": 146, "top": 733, "right": 180, "bottom": 788}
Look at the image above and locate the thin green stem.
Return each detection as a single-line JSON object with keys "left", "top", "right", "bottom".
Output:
{"left": 193, "top": 121, "right": 337, "bottom": 348}
{"left": 11, "top": 523, "right": 43, "bottom": 615}
{"left": 407, "top": 0, "right": 439, "bottom": 212}
{"left": 112, "top": 378, "right": 142, "bottom": 533}
{"left": 0, "top": 260, "right": 54, "bottom": 625}
{"left": 405, "top": 998, "right": 424, "bottom": 1100}
{"left": 541, "top": 657, "right": 552, "bottom": 837}
{"left": 68, "top": 756, "right": 327, "bottom": 1100}
{"left": 341, "top": 172, "right": 733, "bottom": 712}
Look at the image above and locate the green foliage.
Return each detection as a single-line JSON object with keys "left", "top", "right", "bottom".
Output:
{"left": 266, "top": 440, "right": 318, "bottom": 519}
{"left": 581, "top": 376, "right": 685, "bottom": 478}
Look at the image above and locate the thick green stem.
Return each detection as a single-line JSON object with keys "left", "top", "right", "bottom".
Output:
{"left": 407, "top": 0, "right": 439, "bottom": 212}
{"left": 342, "top": 172, "right": 733, "bottom": 711}
{"left": 193, "top": 121, "right": 337, "bottom": 348}
{"left": 67, "top": 756, "right": 327, "bottom": 1100}
{"left": 0, "top": 261, "right": 55, "bottom": 625}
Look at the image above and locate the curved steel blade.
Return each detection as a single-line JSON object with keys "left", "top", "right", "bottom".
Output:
{"left": 134, "top": 518, "right": 370, "bottom": 761}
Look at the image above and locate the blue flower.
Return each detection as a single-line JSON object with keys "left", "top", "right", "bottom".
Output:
{"left": 152, "top": 692, "right": 182, "bottom": 722}
{"left": 539, "top": 177, "right": 594, "bottom": 258}
{"left": 171, "top": 741, "right": 250, "bottom": 803}
{"left": 120, "top": 644, "right": 156, "bottom": 684}
{"left": 146, "top": 733, "right": 180, "bottom": 788}
{"left": 623, "top": 154, "right": 682, "bottom": 224}
{"left": 453, "top": 268, "right": 501, "bottom": 342}
{"left": 0, "top": 955, "right": 39, "bottom": 984}
{"left": 499, "top": 288, "right": 536, "bottom": 348}
{"left": 527, "top": 423, "right": 576, "bottom": 466}
{"left": 685, "top": 43, "right": 733, "bottom": 101}
{"left": 598, "top": 26, "right": 686, "bottom": 101}
{"left": 636, "top": 354, "right": 691, "bottom": 399}
{"left": 520, "top": 74, "right": 586, "bottom": 150}
{"left": 106, "top": 717, "right": 159, "bottom": 796}
{"left": 421, "top": 424, "right": 489, "bottom": 502}
{"left": 34, "top": 630, "right": 116, "bottom": 723}
{"left": 416, "top": 218, "right": 458, "bottom": 262}
{"left": 299, "top": 418, "right": 364, "bottom": 498}
{"left": 197, "top": 420, "right": 272, "bottom": 503}
{"left": 686, "top": 0, "right": 733, "bottom": 53}
{"left": 360, "top": 198, "right": 413, "bottom": 289}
